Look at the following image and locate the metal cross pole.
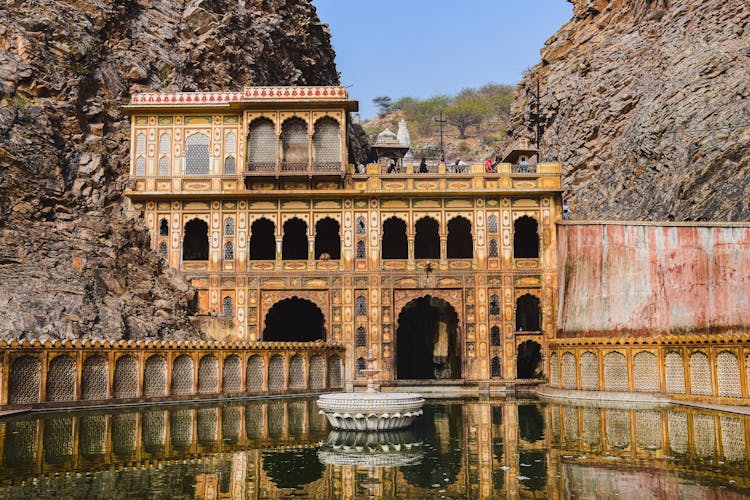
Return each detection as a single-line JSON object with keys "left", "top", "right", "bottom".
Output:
{"left": 434, "top": 111, "right": 448, "bottom": 162}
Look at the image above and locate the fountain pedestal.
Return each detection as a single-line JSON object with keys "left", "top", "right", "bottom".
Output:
{"left": 317, "top": 351, "right": 424, "bottom": 431}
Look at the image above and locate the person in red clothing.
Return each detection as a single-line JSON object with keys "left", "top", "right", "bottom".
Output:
{"left": 485, "top": 158, "right": 493, "bottom": 173}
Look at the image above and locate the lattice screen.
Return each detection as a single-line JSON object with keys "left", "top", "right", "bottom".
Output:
{"left": 491, "top": 356, "right": 502, "bottom": 377}
{"left": 268, "top": 355, "right": 285, "bottom": 390}
{"left": 222, "top": 296, "right": 233, "bottom": 317}
{"left": 720, "top": 416, "right": 746, "bottom": 462}
{"left": 268, "top": 402, "right": 284, "bottom": 438}
{"left": 550, "top": 407, "right": 561, "bottom": 443}
{"left": 488, "top": 239, "right": 498, "bottom": 258}
{"left": 635, "top": 410, "right": 662, "bottom": 450}
{"left": 224, "top": 242, "right": 234, "bottom": 261}
{"left": 549, "top": 353, "right": 559, "bottom": 387}
{"left": 222, "top": 406, "right": 241, "bottom": 442}
{"left": 281, "top": 117, "right": 309, "bottom": 170}
{"left": 172, "top": 355, "right": 194, "bottom": 395}
{"left": 665, "top": 351, "right": 686, "bottom": 394}
{"left": 114, "top": 355, "right": 138, "bottom": 398}
{"left": 605, "top": 409, "right": 630, "bottom": 449}
{"left": 355, "top": 295, "right": 367, "bottom": 316}
{"left": 248, "top": 118, "right": 276, "bottom": 170}
{"left": 170, "top": 410, "right": 193, "bottom": 450}
{"left": 582, "top": 408, "right": 601, "bottom": 446}
{"left": 224, "top": 156, "right": 236, "bottom": 174}
{"left": 309, "top": 355, "right": 325, "bottom": 389}
{"left": 245, "top": 403, "right": 264, "bottom": 439}
{"left": 288, "top": 401, "right": 305, "bottom": 436}
{"left": 690, "top": 351, "right": 712, "bottom": 396}
{"left": 197, "top": 408, "right": 218, "bottom": 444}
{"left": 111, "top": 414, "right": 136, "bottom": 458}
{"left": 224, "top": 218, "right": 235, "bottom": 236}
{"left": 79, "top": 416, "right": 106, "bottom": 456}
{"left": 144, "top": 356, "right": 167, "bottom": 397}
{"left": 185, "top": 133, "right": 210, "bottom": 175}
{"left": 328, "top": 356, "right": 342, "bottom": 388}
{"left": 633, "top": 351, "right": 659, "bottom": 392}
{"left": 717, "top": 351, "right": 741, "bottom": 397}
{"left": 289, "top": 355, "right": 305, "bottom": 389}
{"left": 564, "top": 407, "right": 579, "bottom": 442}
{"left": 693, "top": 413, "right": 716, "bottom": 458}
{"left": 490, "top": 326, "right": 500, "bottom": 347}
{"left": 356, "top": 357, "right": 366, "bottom": 377}
{"left": 198, "top": 355, "right": 219, "bottom": 394}
{"left": 561, "top": 352, "right": 577, "bottom": 389}
{"left": 47, "top": 355, "right": 76, "bottom": 402}
{"left": 313, "top": 117, "right": 341, "bottom": 169}
{"left": 489, "top": 295, "right": 500, "bottom": 315}
{"left": 356, "top": 216, "right": 366, "bottom": 234}
{"left": 356, "top": 240, "right": 366, "bottom": 258}
{"left": 135, "top": 156, "right": 145, "bottom": 176}
{"left": 158, "top": 156, "right": 170, "bottom": 176}
{"left": 603, "top": 352, "right": 628, "bottom": 391}
{"left": 668, "top": 411, "right": 688, "bottom": 455}
{"left": 9, "top": 357, "right": 41, "bottom": 405}
{"left": 136, "top": 133, "right": 146, "bottom": 153}
{"left": 580, "top": 352, "right": 599, "bottom": 390}
{"left": 142, "top": 411, "right": 166, "bottom": 452}
{"left": 225, "top": 132, "right": 236, "bottom": 153}
{"left": 159, "top": 132, "right": 170, "bottom": 153}
{"left": 223, "top": 356, "right": 242, "bottom": 393}
{"left": 487, "top": 215, "right": 498, "bottom": 233}
{"left": 44, "top": 417, "right": 73, "bottom": 462}
{"left": 356, "top": 326, "right": 367, "bottom": 347}
{"left": 81, "top": 356, "right": 108, "bottom": 400}
{"left": 246, "top": 355, "right": 264, "bottom": 391}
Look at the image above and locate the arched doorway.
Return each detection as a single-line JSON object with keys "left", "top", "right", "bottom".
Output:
{"left": 396, "top": 295, "right": 460, "bottom": 380}
{"left": 263, "top": 297, "right": 325, "bottom": 342}
{"left": 183, "top": 218, "right": 209, "bottom": 260}
{"left": 516, "top": 340, "right": 543, "bottom": 379}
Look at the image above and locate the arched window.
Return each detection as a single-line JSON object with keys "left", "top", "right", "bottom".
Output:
{"left": 489, "top": 294, "right": 500, "bottom": 316}
{"left": 312, "top": 117, "right": 341, "bottom": 170}
{"left": 356, "top": 240, "right": 366, "bottom": 259}
{"left": 159, "top": 132, "right": 170, "bottom": 152}
{"left": 490, "top": 326, "right": 501, "bottom": 346}
{"left": 282, "top": 217, "right": 308, "bottom": 260}
{"left": 136, "top": 133, "right": 146, "bottom": 154}
{"left": 224, "top": 156, "right": 236, "bottom": 174}
{"left": 248, "top": 118, "right": 276, "bottom": 171}
{"left": 491, "top": 356, "right": 502, "bottom": 378}
{"left": 356, "top": 357, "right": 366, "bottom": 378}
{"left": 514, "top": 216, "right": 539, "bottom": 259}
{"left": 185, "top": 133, "right": 210, "bottom": 175}
{"left": 183, "top": 218, "right": 209, "bottom": 260}
{"left": 488, "top": 239, "right": 499, "bottom": 258}
{"left": 447, "top": 216, "right": 473, "bottom": 258}
{"left": 224, "top": 218, "right": 235, "bottom": 236}
{"left": 224, "top": 132, "right": 236, "bottom": 153}
{"left": 135, "top": 156, "right": 145, "bottom": 176}
{"left": 159, "top": 218, "right": 169, "bottom": 236}
{"left": 487, "top": 215, "right": 498, "bottom": 234}
{"left": 314, "top": 217, "right": 340, "bottom": 260}
{"left": 224, "top": 241, "right": 234, "bottom": 260}
{"left": 158, "top": 156, "right": 170, "bottom": 176}
{"left": 250, "top": 218, "right": 275, "bottom": 260}
{"left": 356, "top": 295, "right": 367, "bottom": 316}
{"left": 516, "top": 294, "right": 541, "bottom": 332}
{"left": 356, "top": 326, "right": 367, "bottom": 347}
{"left": 415, "top": 217, "right": 440, "bottom": 259}
{"left": 356, "top": 216, "right": 367, "bottom": 235}
{"left": 382, "top": 217, "right": 407, "bottom": 259}
{"left": 281, "top": 117, "right": 309, "bottom": 170}
{"left": 222, "top": 296, "right": 233, "bottom": 317}
{"left": 158, "top": 241, "right": 168, "bottom": 258}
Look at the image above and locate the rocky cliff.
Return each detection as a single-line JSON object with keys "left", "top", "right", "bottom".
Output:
{"left": 512, "top": 0, "right": 750, "bottom": 221}
{"left": 0, "top": 0, "right": 340, "bottom": 340}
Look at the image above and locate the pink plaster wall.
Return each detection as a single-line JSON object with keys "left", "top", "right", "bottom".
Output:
{"left": 557, "top": 223, "right": 750, "bottom": 337}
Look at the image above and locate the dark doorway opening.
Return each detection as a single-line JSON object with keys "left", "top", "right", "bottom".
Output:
{"left": 314, "top": 217, "right": 341, "bottom": 259}
{"left": 414, "top": 217, "right": 440, "bottom": 259}
{"left": 396, "top": 295, "right": 460, "bottom": 379}
{"left": 514, "top": 216, "right": 539, "bottom": 258}
{"left": 263, "top": 297, "right": 325, "bottom": 342}
{"left": 250, "top": 218, "right": 275, "bottom": 260}
{"left": 447, "top": 217, "right": 473, "bottom": 258}
{"left": 282, "top": 218, "right": 307, "bottom": 260}
{"left": 183, "top": 219, "right": 209, "bottom": 260}
{"left": 382, "top": 217, "right": 407, "bottom": 259}
{"left": 516, "top": 340, "right": 543, "bottom": 379}
{"left": 516, "top": 294, "right": 541, "bottom": 332}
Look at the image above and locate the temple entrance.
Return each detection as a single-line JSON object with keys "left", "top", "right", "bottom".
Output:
{"left": 516, "top": 340, "right": 543, "bottom": 379}
{"left": 396, "top": 295, "right": 461, "bottom": 380}
{"left": 263, "top": 297, "right": 325, "bottom": 342}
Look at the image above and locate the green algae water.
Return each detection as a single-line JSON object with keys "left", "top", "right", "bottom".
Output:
{"left": 0, "top": 397, "right": 747, "bottom": 498}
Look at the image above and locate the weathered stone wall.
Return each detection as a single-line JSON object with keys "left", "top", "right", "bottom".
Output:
{"left": 512, "top": 0, "right": 750, "bottom": 221}
{"left": 557, "top": 222, "right": 750, "bottom": 337}
{"left": 0, "top": 0, "right": 341, "bottom": 340}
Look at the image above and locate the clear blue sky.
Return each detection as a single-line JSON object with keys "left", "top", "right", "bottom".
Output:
{"left": 312, "top": 0, "right": 572, "bottom": 119}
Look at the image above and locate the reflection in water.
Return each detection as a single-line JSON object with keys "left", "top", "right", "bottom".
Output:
{"left": 0, "top": 398, "right": 748, "bottom": 498}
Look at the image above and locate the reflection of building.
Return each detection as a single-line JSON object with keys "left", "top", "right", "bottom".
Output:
{"left": 124, "top": 86, "right": 563, "bottom": 385}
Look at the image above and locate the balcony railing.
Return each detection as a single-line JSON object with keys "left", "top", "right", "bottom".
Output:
{"left": 512, "top": 163, "right": 537, "bottom": 174}
{"left": 246, "top": 161, "right": 343, "bottom": 175}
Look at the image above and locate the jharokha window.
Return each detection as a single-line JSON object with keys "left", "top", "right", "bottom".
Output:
{"left": 185, "top": 133, "right": 210, "bottom": 175}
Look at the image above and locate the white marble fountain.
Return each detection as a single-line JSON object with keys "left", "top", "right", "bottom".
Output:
{"left": 317, "top": 351, "right": 424, "bottom": 431}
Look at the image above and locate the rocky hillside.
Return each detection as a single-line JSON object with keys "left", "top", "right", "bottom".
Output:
{"left": 512, "top": 0, "right": 750, "bottom": 221}
{"left": 0, "top": 0, "right": 340, "bottom": 340}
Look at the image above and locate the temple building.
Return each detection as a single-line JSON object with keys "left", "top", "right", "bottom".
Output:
{"left": 124, "top": 86, "right": 563, "bottom": 388}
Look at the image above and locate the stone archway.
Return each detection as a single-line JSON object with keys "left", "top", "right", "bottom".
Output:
{"left": 263, "top": 296, "right": 326, "bottom": 342}
{"left": 396, "top": 295, "right": 461, "bottom": 380}
{"left": 517, "top": 340, "right": 544, "bottom": 379}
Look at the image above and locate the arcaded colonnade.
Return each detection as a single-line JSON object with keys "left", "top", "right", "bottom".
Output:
{"left": 0, "top": 339, "right": 344, "bottom": 408}
{"left": 548, "top": 336, "right": 750, "bottom": 404}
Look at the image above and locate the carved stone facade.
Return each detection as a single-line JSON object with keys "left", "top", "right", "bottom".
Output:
{"left": 125, "top": 86, "right": 563, "bottom": 385}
